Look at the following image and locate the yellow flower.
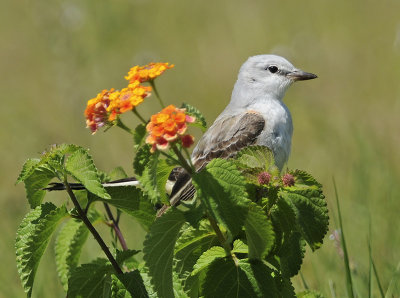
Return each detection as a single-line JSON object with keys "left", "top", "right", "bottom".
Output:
{"left": 125, "top": 63, "right": 174, "bottom": 83}
{"left": 145, "top": 105, "right": 195, "bottom": 152}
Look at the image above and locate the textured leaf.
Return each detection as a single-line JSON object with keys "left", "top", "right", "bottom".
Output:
{"left": 279, "top": 187, "right": 329, "bottom": 250}
{"left": 139, "top": 152, "right": 177, "bottom": 204}
{"left": 235, "top": 145, "right": 275, "bottom": 170}
{"left": 133, "top": 123, "right": 147, "bottom": 149}
{"left": 232, "top": 239, "right": 248, "bottom": 254}
{"left": 192, "top": 159, "right": 250, "bottom": 236}
{"left": 108, "top": 167, "right": 128, "bottom": 180}
{"left": 15, "top": 203, "right": 68, "bottom": 297}
{"left": 245, "top": 203, "right": 275, "bottom": 260}
{"left": 16, "top": 158, "right": 40, "bottom": 184}
{"left": 65, "top": 147, "right": 110, "bottom": 200}
{"left": 89, "top": 186, "right": 156, "bottom": 230}
{"left": 191, "top": 246, "right": 226, "bottom": 276}
{"left": 116, "top": 249, "right": 140, "bottom": 266}
{"left": 133, "top": 145, "right": 152, "bottom": 177}
{"left": 115, "top": 271, "right": 149, "bottom": 298}
{"left": 111, "top": 274, "right": 131, "bottom": 298}
{"left": 279, "top": 232, "right": 305, "bottom": 278}
{"left": 67, "top": 258, "right": 112, "bottom": 298}
{"left": 55, "top": 210, "right": 101, "bottom": 291}
{"left": 143, "top": 208, "right": 186, "bottom": 298}
{"left": 24, "top": 165, "right": 57, "bottom": 208}
{"left": 202, "top": 258, "right": 279, "bottom": 298}
{"left": 174, "top": 222, "right": 217, "bottom": 295}
{"left": 181, "top": 102, "right": 207, "bottom": 132}
{"left": 290, "top": 169, "right": 322, "bottom": 188}
{"left": 55, "top": 219, "right": 89, "bottom": 291}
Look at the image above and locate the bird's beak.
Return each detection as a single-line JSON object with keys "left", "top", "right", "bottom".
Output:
{"left": 287, "top": 69, "right": 318, "bottom": 81}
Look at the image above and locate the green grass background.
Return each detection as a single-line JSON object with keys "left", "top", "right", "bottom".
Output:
{"left": 1, "top": 0, "right": 400, "bottom": 296}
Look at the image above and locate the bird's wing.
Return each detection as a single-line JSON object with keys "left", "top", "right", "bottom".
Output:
{"left": 164, "top": 111, "right": 265, "bottom": 213}
{"left": 192, "top": 111, "right": 265, "bottom": 170}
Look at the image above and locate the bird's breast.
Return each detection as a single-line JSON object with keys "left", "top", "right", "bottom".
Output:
{"left": 250, "top": 100, "right": 293, "bottom": 169}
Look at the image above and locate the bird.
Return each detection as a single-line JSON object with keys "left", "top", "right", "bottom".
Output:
{"left": 162, "top": 54, "right": 317, "bottom": 211}
{"left": 46, "top": 54, "right": 317, "bottom": 214}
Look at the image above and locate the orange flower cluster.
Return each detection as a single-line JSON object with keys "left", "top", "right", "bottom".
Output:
{"left": 146, "top": 105, "right": 195, "bottom": 152}
{"left": 125, "top": 63, "right": 174, "bottom": 83}
{"left": 85, "top": 62, "right": 173, "bottom": 134}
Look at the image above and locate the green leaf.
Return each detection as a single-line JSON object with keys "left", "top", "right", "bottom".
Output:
{"left": 115, "top": 271, "right": 149, "bottom": 298}
{"left": 116, "top": 249, "right": 140, "bottom": 266}
{"left": 181, "top": 103, "right": 207, "bottom": 132}
{"left": 245, "top": 203, "right": 275, "bottom": 260}
{"left": 24, "top": 165, "right": 57, "bottom": 208}
{"left": 279, "top": 186, "right": 329, "bottom": 251}
{"left": 16, "top": 158, "right": 40, "bottom": 184}
{"left": 232, "top": 239, "right": 248, "bottom": 254}
{"left": 89, "top": 186, "right": 156, "bottom": 230}
{"left": 174, "top": 222, "right": 217, "bottom": 295}
{"left": 55, "top": 219, "right": 89, "bottom": 291}
{"left": 192, "top": 159, "right": 250, "bottom": 236}
{"left": 133, "top": 145, "right": 152, "bottom": 177}
{"left": 143, "top": 208, "right": 186, "bottom": 298}
{"left": 111, "top": 274, "right": 131, "bottom": 298}
{"left": 290, "top": 169, "right": 322, "bottom": 188}
{"left": 15, "top": 203, "right": 68, "bottom": 297}
{"left": 65, "top": 147, "right": 111, "bottom": 200}
{"left": 191, "top": 246, "right": 226, "bottom": 276}
{"left": 202, "top": 258, "right": 279, "bottom": 298}
{"left": 138, "top": 153, "right": 176, "bottom": 204}
{"left": 55, "top": 210, "right": 101, "bottom": 291}
{"left": 133, "top": 123, "right": 147, "bottom": 149}
{"left": 235, "top": 145, "right": 275, "bottom": 170}
{"left": 279, "top": 232, "right": 305, "bottom": 278}
{"left": 67, "top": 258, "right": 112, "bottom": 298}
{"left": 108, "top": 167, "right": 129, "bottom": 180}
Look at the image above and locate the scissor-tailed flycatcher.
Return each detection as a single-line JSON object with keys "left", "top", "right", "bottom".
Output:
{"left": 46, "top": 55, "right": 317, "bottom": 213}
{"left": 164, "top": 54, "right": 317, "bottom": 210}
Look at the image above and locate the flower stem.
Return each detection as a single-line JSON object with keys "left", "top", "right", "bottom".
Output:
{"left": 150, "top": 80, "right": 165, "bottom": 108}
{"left": 182, "top": 147, "right": 194, "bottom": 169}
{"left": 103, "top": 203, "right": 128, "bottom": 251}
{"left": 159, "top": 150, "right": 181, "bottom": 166}
{"left": 207, "top": 214, "right": 232, "bottom": 257}
{"left": 132, "top": 108, "right": 148, "bottom": 125}
{"left": 63, "top": 177, "right": 123, "bottom": 275}
{"left": 116, "top": 118, "right": 134, "bottom": 135}
{"left": 171, "top": 144, "right": 193, "bottom": 174}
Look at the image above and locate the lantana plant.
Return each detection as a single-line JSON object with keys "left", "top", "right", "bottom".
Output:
{"left": 15, "top": 62, "right": 329, "bottom": 297}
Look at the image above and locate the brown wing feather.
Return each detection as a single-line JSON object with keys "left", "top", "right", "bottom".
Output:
{"left": 192, "top": 112, "right": 265, "bottom": 170}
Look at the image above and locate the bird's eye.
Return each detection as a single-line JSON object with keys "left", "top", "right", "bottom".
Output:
{"left": 267, "top": 66, "right": 279, "bottom": 73}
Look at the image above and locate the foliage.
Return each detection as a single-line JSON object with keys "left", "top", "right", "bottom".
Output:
{"left": 15, "top": 66, "right": 330, "bottom": 297}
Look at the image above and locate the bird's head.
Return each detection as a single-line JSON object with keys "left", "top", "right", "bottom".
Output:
{"left": 237, "top": 54, "right": 317, "bottom": 100}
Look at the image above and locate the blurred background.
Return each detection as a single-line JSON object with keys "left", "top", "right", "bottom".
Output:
{"left": 1, "top": 0, "right": 400, "bottom": 296}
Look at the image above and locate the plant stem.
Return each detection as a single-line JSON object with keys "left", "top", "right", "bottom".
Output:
{"left": 132, "top": 108, "right": 148, "bottom": 125}
{"left": 182, "top": 147, "right": 194, "bottom": 169}
{"left": 103, "top": 203, "right": 128, "bottom": 251}
{"left": 64, "top": 178, "right": 123, "bottom": 275}
{"left": 207, "top": 215, "right": 232, "bottom": 257}
{"left": 149, "top": 80, "right": 165, "bottom": 108}
{"left": 116, "top": 118, "right": 134, "bottom": 135}
{"left": 171, "top": 144, "right": 193, "bottom": 174}
{"left": 159, "top": 150, "right": 181, "bottom": 166}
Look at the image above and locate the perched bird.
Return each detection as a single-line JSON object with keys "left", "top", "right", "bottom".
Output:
{"left": 46, "top": 55, "right": 317, "bottom": 213}
{"left": 163, "top": 54, "right": 317, "bottom": 211}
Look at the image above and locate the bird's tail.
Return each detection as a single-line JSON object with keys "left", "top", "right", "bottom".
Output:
{"left": 43, "top": 177, "right": 140, "bottom": 191}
